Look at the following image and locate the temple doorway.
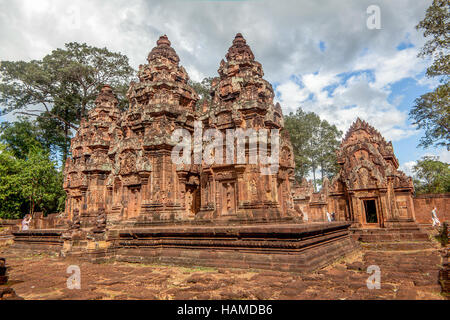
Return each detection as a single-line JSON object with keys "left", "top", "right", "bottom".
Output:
{"left": 363, "top": 199, "right": 378, "bottom": 224}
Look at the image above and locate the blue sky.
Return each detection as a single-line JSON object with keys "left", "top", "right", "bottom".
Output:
{"left": 0, "top": 0, "right": 448, "bottom": 175}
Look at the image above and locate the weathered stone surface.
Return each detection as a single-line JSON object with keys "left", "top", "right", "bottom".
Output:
{"left": 331, "top": 118, "right": 416, "bottom": 228}
{"left": 197, "top": 33, "right": 297, "bottom": 222}
{"left": 112, "top": 222, "right": 357, "bottom": 273}
{"left": 291, "top": 118, "right": 432, "bottom": 244}
{"left": 0, "top": 258, "right": 23, "bottom": 300}
{"left": 64, "top": 84, "right": 121, "bottom": 229}
{"left": 1, "top": 245, "right": 444, "bottom": 300}
{"left": 62, "top": 33, "right": 296, "bottom": 228}
{"left": 0, "top": 257, "right": 7, "bottom": 284}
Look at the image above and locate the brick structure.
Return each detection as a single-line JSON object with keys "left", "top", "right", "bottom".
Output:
{"left": 329, "top": 118, "right": 417, "bottom": 228}
{"left": 11, "top": 34, "right": 356, "bottom": 272}
{"left": 292, "top": 118, "right": 430, "bottom": 243}
{"left": 413, "top": 193, "right": 449, "bottom": 225}
{"left": 62, "top": 33, "right": 297, "bottom": 227}
{"left": 197, "top": 33, "right": 297, "bottom": 222}
{"left": 64, "top": 84, "right": 121, "bottom": 227}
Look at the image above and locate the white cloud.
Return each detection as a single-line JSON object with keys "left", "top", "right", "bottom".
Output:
{"left": 400, "top": 148, "right": 450, "bottom": 178}
{"left": 0, "top": 0, "right": 436, "bottom": 144}
{"left": 277, "top": 71, "right": 417, "bottom": 142}
{"left": 354, "top": 48, "right": 427, "bottom": 89}
{"left": 400, "top": 160, "right": 417, "bottom": 177}
{"left": 438, "top": 150, "right": 450, "bottom": 163}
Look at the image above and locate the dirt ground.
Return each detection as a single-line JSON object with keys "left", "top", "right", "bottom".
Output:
{"left": 0, "top": 245, "right": 445, "bottom": 300}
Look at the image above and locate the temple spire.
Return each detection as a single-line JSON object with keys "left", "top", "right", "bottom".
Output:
{"left": 225, "top": 32, "right": 255, "bottom": 62}
{"left": 148, "top": 34, "right": 180, "bottom": 64}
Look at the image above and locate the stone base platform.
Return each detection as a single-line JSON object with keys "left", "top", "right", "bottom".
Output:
{"left": 11, "top": 229, "right": 65, "bottom": 253}
{"left": 10, "top": 222, "right": 358, "bottom": 273}
{"left": 350, "top": 222, "right": 433, "bottom": 250}
{"left": 351, "top": 222, "right": 430, "bottom": 242}
{"left": 110, "top": 222, "right": 358, "bottom": 273}
{"left": 0, "top": 235, "right": 14, "bottom": 247}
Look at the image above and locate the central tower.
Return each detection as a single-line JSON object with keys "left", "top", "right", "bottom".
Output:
{"left": 197, "top": 33, "right": 297, "bottom": 222}
{"left": 107, "top": 35, "right": 199, "bottom": 223}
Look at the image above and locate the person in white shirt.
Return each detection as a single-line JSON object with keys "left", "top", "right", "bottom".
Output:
{"left": 21, "top": 214, "right": 32, "bottom": 231}
{"left": 326, "top": 211, "right": 332, "bottom": 222}
{"left": 431, "top": 207, "right": 440, "bottom": 227}
{"left": 303, "top": 212, "right": 309, "bottom": 222}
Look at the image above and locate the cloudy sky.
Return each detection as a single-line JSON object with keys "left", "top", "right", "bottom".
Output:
{"left": 0, "top": 0, "right": 448, "bottom": 174}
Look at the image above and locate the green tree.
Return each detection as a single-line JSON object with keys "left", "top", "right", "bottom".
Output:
{"left": 413, "top": 156, "right": 450, "bottom": 194}
{"left": 0, "top": 42, "right": 135, "bottom": 161}
{"left": 0, "top": 143, "right": 27, "bottom": 219}
{"left": 317, "top": 120, "right": 342, "bottom": 181}
{"left": 189, "top": 77, "right": 213, "bottom": 111}
{"left": 0, "top": 118, "right": 47, "bottom": 159}
{"left": 285, "top": 108, "right": 342, "bottom": 190}
{"left": 20, "top": 147, "right": 65, "bottom": 216}
{"left": 410, "top": 0, "right": 449, "bottom": 149}
{"left": 0, "top": 130, "right": 66, "bottom": 219}
{"left": 285, "top": 108, "right": 318, "bottom": 182}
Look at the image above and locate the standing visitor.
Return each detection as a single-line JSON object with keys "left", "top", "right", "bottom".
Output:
{"left": 431, "top": 207, "right": 440, "bottom": 227}
{"left": 21, "top": 214, "right": 32, "bottom": 231}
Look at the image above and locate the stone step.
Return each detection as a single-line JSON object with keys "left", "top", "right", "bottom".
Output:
{"left": 361, "top": 241, "right": 436, "bottom": 251}
{"left": 357, "top": 233, "right": 430, "bottom": 243}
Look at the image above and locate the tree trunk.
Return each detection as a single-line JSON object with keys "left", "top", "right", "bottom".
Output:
{"left": 63, "top": 106, "right": 69, "bottom": 162}
{"left": 321, "top": 161, "right": 324, "bottom": 181}
{"left": 312, "top": 163, "right": 317, "bottom": 192}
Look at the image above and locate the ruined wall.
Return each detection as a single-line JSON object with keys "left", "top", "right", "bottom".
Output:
{"left": 413, "top": 193, "right": 450, "bottom": 224}
{"left": 0, "top": 220, "right": 21, "bottom": 233}
{"left": 29, "top": 213, "right": 68, "bottom": 230}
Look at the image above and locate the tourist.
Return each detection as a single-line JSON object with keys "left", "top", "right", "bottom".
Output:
{"left": 331, "top": 212, "right": 336, "bottom": 221}
{"left": 21, "top": 214, "right": 32, "bottom": 231}
{"left": 431, "top": 207, "right": 440, "bottom": 227}
{"left": 326, "top": 211, "right": 332, "bottom": 222}
{"left": 303, "top": 212, "right": 309, "bottom": 222}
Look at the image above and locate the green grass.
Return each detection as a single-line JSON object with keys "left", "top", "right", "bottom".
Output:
{"left": 178, "top": 266, "right": 218, "bottom": 273}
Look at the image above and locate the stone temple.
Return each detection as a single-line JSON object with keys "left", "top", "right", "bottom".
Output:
{"left": 63, "top": 33, "right": 298, "bottom": 226}
{"left": 64, "top": 34, "right": 295, "bottom": 226}
{"left": 11, "top": 34, "right": 433, "bottom": 272}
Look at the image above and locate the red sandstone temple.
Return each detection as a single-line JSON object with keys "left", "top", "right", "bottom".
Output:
{"left": 63, "top": 33, "right": 297, "bottom": 227}
{"left": 11, "top": 34, "right": 434, "bottom": 271}
{"left": 293, "top": 119, "right": 417, "bottom": 225}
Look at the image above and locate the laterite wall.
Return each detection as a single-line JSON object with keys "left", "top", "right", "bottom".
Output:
{"left": 413, "top": 193, "right": 449, "bottom": 224}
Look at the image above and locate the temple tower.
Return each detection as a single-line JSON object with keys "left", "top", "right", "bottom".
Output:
{"left": 107, "top": 35, "right": 199, "bottom": 223}
{"left": 64, "top": 85, "right": 121, "bottom": 226}
{"left": 197, "top": 33, "right": 297, "bottom": 222}
{"left": 329, "top": 118, "right": 416, "bottom": 228}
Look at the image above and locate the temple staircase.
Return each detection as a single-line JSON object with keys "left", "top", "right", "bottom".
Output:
{"left": 351, "top": 221, "right": 436, "bottom": 251}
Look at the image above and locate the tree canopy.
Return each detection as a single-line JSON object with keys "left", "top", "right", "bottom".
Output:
{"left": 410, "top": 0, "right": 449, "bottom": 150}
{"left": 284, "top": 108, "right": 342, "bottom": 190}
{"left": 189, "top": 77, "right": 213, "bottom": 111}
{"left": 0, "top": 119, "right": 65, "bottom": 219}
{"left": 0, "top": 42, "right": 135, "bottom": 161}
{"left": 413, "top": 156, "right": 450, "bottom": 195}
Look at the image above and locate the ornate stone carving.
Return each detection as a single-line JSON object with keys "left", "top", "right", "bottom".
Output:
{"left": 64, "top": 34, "right": 299, "bottom": 227}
